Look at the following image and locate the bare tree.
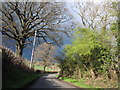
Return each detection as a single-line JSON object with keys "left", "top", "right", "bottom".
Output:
{"left": 73, "top": 2, "right": 117, "bottom": 33}
{"left": 1, "top": 2, "right": 72, "bottom": 55}
{"left": 34, "top": 43, "right": 56, "bottom": 72}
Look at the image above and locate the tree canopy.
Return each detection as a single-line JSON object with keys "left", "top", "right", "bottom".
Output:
{"left": 1, "top": 2, "right": 72, "bottom": 55}
{"left": 34, "top": 43, "right": 56, "bottom": 71}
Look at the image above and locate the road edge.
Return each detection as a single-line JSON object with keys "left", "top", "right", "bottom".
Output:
{"left": 57, "top": 78, "right": 85, "bottom": 89}
{"left": 22, "top": 73, "right": 47, "bottom": 88}
{"left": 22, "top": 76, "right": 40, "bottom": 88}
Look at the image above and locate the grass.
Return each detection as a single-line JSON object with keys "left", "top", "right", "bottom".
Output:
{"left": 3, "top": 68, "right": 44, "bottom": 88}
{"left": 61, "top": 77, "right": 99, "bottom": 88}
{"left": 56, "top": 75, "right": 58, "bottom": 77}
{"left": 2, "top": 46, "right": 44, "bottom": 88}
{"left": 59, "top": 76, "right": 118, "bottom": 89}
{"left": 33, "top": 65, "right": 53, "bottom": 71}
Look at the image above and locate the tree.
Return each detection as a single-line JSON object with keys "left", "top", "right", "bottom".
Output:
{"left": 55, "top": 51, "right": 69, "bottom": 77}
{"left": 1, "top": 2, "right": 72, "bottom": 55}
{"left": 73, "top": 2, "right": 118, "bottom": 51}
{"left": 34, "top": 43, "right": 56, "bottom": 72}
{"left": 110, "top": 1, "right": 120, "bottom": 82}
{"left": 73, "top": 2, "right": 116, "bottom": 31}
{"left": 64, "top": 28, "right": 112, "bottom": 79}
{"left": 72, "top": 2, "right": 119, "bottom": 79}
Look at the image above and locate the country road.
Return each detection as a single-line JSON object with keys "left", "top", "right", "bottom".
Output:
{"left": 25, "top": 73, "right": 83, "bottom": 89}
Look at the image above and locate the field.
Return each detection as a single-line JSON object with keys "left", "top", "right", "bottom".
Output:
{"left": 33, "top": 65, "right": 53, "bottom": 71}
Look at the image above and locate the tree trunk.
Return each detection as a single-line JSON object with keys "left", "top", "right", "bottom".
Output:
{"left": 16, "top": 43, "right": 24, "bottom": 56}
{"left": 90, "top": 68, "right": 96, "bottom": 79}
{"left": 89, "top": 57, "right": 96, "bottom": 79}
{"left": 115, "top": 69, "right": 120, "bottom": 82}
{"left": 78, "top": 69, "right": 83, "bottom": 78}
{"left": 43, "top": 65, "right": 47, "bottom": 73}
{"left": 43, "top": 60, "right": 47, "bottom": 73}
{"left": 90, "top": 64, "right": 95, "bottom": 79}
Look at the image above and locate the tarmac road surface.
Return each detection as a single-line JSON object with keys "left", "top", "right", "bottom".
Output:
{"left": 26, "top": 73, "right": 82, "bottom": 89}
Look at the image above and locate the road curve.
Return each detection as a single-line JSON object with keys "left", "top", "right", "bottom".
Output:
{"left": 25, "top": 73, "right": 81, "bottom": 88}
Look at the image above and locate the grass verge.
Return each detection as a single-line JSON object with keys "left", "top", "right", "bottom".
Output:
{"left": 2, "top": 46, "right": 45, "bottom": 88}
{"left": 60, "top": 77, "right": 99, "bottom": 88}
{"left": 58, "top": 76, "right": 118, "bottom": 89}
{"left": 3, "top": 68, "right": 44, "bottom": 88}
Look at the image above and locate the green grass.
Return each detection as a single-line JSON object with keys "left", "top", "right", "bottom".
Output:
{"left": 55, "top": 75, "right": 58, "bottom": 77}
{"left": 61, "top": 77, "right": 99, "bottom": 88}
{"left": 3, "top": 68, "right": 44, "bottom": 88}
{"left": 2, "top": 47, "right": 45, "bottom": 88}
{"left": 33, "top": 65, "right": 53, "bottom": 71}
